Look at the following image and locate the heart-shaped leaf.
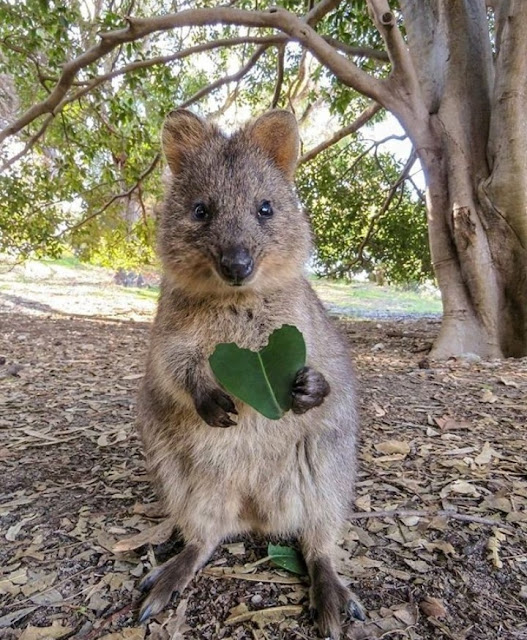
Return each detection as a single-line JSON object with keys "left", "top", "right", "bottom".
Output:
{"left": 267, "top": 543, "right": 306, "bottom": 575}
{"left": 209, "top": 324, "right": 306, "bottom": 420}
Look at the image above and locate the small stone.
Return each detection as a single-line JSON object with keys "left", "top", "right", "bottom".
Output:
{"left": 251, "top": 594, "right": 263, "bottom": 605}
{"left": 458, "top": 352, "right": 481, "bottom": 363}
{"left": 371, "top": 342, "right": 385, "bottom": 352}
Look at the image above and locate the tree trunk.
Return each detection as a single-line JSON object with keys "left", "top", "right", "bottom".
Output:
{"left": 398, "top": 0, "right": 527, "bottom": 358}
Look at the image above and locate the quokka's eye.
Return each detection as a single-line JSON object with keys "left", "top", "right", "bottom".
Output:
{"left": 192, "top": 202, "right": 210, "bottom": 222}
{"left": 257, "top": 200, "right": 273, "bottom": 219}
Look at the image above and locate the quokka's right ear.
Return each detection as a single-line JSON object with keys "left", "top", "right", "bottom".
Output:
{"left": 162, "top": 110, "right": 210, "bottom": 173}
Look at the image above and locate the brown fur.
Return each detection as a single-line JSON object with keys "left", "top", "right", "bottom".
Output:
{"left": 136, "top": 109, "right": 363, "bottom": 637}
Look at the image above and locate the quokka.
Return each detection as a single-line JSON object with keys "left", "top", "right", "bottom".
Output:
{"left": 136, "top": 109, "right": 363, "bottom": 638}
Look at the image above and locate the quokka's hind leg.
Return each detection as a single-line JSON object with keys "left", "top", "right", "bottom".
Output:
{"left": 138, "top": 538, "right": 218, "bottom": 622}
{"left": 301, "top": 531, "right": 365, "bottom": 639}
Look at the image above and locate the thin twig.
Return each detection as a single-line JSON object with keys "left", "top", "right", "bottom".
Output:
{"left": 54, "top": 36, "right": 284, "bottom": 120}
{"left": 271, "top": 44, "right": 286, "bottom": 108}
{"left": 323, "top": 36, "right": 389, "bottom": 62}
{"left": 349, "top": 508, "right": 513, "bottom": 529}
{"left": 180, "top": 44, "right": 272, "bottom": 109}
{"left": 0, "top": 6, "right": 388, "bottom": 145}
{"left": 299, "top": 102, "right": 382, "bottom": 164}
{"left": 322, "top": 149, "right": 415, "bottom": 278}
{"left": 63, "top": 153, "right": 160, "bottom": 235}
{"left": 306, "top": 0, "right": 342, "bottom": 26}
{"left": 0, "top": 115, "right": 54, "bottom": 173}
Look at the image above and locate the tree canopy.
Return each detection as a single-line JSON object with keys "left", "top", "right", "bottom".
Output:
{"left": 0, "top": 0, "right": 428, "bottom": 283}
{"left": 2, "top": 0, "right": 526, "bottom": 358}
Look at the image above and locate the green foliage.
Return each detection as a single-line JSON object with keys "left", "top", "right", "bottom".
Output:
{"left": 1, "top": 0, "right": 433, "bottom": 283}
{"left": 297, "top": 139, "right": 433, "bottom": 285}
{"left": 267, "top": 544, "right": 306, "bottom": 575}
{"left": 209, "top": 325, "right": 306, "bottom": 420}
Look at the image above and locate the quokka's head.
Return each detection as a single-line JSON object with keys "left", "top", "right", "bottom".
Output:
{"left": 158, "top": 109, "right": 311, "bottom": 296}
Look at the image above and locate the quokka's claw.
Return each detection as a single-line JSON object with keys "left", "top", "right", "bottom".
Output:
{"left": 347, "top": 597, "right": 366, "bottom": 621}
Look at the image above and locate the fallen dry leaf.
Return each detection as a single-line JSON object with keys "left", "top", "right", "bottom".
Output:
{"left": 481, "top": 388, "right": 498, "bottom": 403}
{"left": 440, "top": 479, "right": 481, "bottom": 498}
{"left": 225, "top": 604, "right": 303, "bottom": 629}
{"left": 98, "top": 629, "right": 145, "bottom": 640}
{"left": 204, "top": 567, "right": 302, "bottom": 584}
{"left": 112, "top": 517, "right": 177, "bottom": 552}
{"left": 374, "top": 440, "right": 411, "bottom": 455}
{"left": 474, "top": 441, "right": 497, "bottom": 466}
{"left": 420, "top": 596, "right": 447, "bottom": 619}
{"left": 19, "top": 621, "right": 73, "bottom": 640}
{"left": 6, "top": 514, "right": 37, "bottom": 541}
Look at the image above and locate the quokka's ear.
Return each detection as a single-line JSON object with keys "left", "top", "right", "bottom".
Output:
{"left": 162, "top": 109, "right": 210, "bottom": 173}
{"left": 247, "top": 110, "right": 299, "bottom": 180}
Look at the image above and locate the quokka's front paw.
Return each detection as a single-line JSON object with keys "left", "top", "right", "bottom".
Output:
{"left": 194, "top": 387, "right": 237, "bottom": 427}
{"left": 292, "top": 366, "right": 330, "bottom": 415}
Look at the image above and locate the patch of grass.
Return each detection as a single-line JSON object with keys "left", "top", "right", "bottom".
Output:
{"left": 41, "top": 256, "right": 88, "bottom": 270}
{"left": 312, "top": 277, "right": 442, "bottom": 315}
{"left": 127, "top": 287, "right": 159, "bottom": 300}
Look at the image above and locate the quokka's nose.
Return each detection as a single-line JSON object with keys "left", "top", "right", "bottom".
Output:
{"left": 219, "top": 247, "right": 254, "bottom": 284}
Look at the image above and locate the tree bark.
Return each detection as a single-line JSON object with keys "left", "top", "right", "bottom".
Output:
{"left": 398, "top": 0, "right": 527, "bottom": 358}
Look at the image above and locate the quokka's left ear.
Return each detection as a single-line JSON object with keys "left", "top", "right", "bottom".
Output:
{"left": 245, "top": 110, "right": 299, "bottom": 180}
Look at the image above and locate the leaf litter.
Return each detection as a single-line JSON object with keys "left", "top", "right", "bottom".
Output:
{"left": 1, "top": 277, "right": 527, "bottom": 639}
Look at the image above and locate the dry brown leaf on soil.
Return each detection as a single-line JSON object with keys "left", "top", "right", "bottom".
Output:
{"left": 474, "top": 441, "right": 498, "bottom": 466}
{"left": 487, "top": 530, "right": 507, "bottom": 569}
{"left": 112, "top": 517, "right": 177, "bottom": 552}
{"left": 480, "top": 388, "right": 498, "bottom": 403}
{"left": 98, "top": 629, "right": 145, "bottom": 640}
{"left": 404, "top": 558, "right": 431, "bottom": 573}
{"left": 498, "top": 376, "right": 518, "bottom": 387}
{"left": 440, "top": 480, "right": 481, "bottom": 498}
{"left": 434, "top": 416, "right": 471, "bottom": 431}
{"left": 352, "top": 602, "right": 419, "bottom": 639}
{"left": 19, "top": 621, "right": 73, "bottom": 640}
{"left": 354, "top": 494, "right": 371, "bottom": 512}
{"left": 5, "top": 514, "right": 37, "bottom": 541}
{"left": 371, "top": 402, "right": 386, "bottom": 417}
{"left": 223, "top": 542, "right": 246, "bottom": 556}
{"left": 204, "top": 567, "right": 302, "bottom": 584}
{"left": 420, "top": 596, "right": 448, "bottom": 619}
{"left": 0, "top": 606, "right": 38, "bottom": 628}
{"left": 374, "top": 440, "right": 411, "bottom": 456}
{"left": 225, "top": 603, "right": 303, "bottom": 629}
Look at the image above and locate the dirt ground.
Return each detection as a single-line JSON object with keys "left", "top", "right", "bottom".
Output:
{"left": 0, "top": 273, "right": 526, "bottom": 640}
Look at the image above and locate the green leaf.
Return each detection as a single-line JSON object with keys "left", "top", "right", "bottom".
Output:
{"left": 267, "top": 544, "right": 306, "bottom": 575}
{"left": 209, "top": 324, "right": 306, "bottom": 420}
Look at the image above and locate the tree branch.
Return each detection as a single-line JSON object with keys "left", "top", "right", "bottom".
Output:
{"left": 0, "top": 36, "right": 287, "bottom": 171}
{"left": 299, "top": 102, "right": 382, "bottom": 164}
{"left": 180, "top": 43, "right": 272, "bottom": 110}
{"left": 349, "top": 508, "right": 512, "bottom": 529}
{"left": 0, "top": 115, "right": 54, "bottom": 173}
{"left": 323, "top": 149, "right": 416, "bottom": 278}
{"left": 367, "top": 0, "right": 429, "bottom": 121}
{"left": 351, "top": 149, "right": 416, "bottom": 264}
{"left": 0, "top": 6, "right": 388, "bottom": 145}
{"left": 305, "top": 0, "right": 342, "bottom": 27}
{"left": 56, "top": 36, "right": 284, "bottom": 119}
{"left": 366, "top": 0, "right": 411, "bottom": 72}
{"left": 62, "top": 153, "right": 160, "bottom": 236}
{"left": 271, "top": 44, "right": 286, "bottom": 109}
{"left": 322, "top": 36, "right": 389, "bottom": 62}
{"left": 1, "top": 38, "right": 56, "bottom": 92}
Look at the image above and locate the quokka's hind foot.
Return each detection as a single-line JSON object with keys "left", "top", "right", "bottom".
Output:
{"left": 309, "top": 556, "right": 365, "bottom": 639}
{"left": 138, "top": 541, "right": 214, "bottom": 622}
